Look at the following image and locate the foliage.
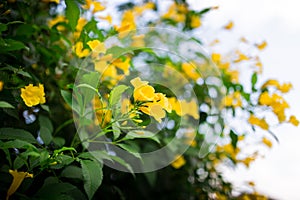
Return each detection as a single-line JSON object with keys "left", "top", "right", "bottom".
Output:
{"left": 0, "top": 0, "right": 298, "bottom": 200}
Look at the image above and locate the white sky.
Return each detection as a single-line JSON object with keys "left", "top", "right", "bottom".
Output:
{"left": 189, "top": 0, "right": 300, "bottom": 199}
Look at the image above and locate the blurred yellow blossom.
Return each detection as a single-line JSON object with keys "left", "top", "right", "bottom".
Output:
{"left": 48, "top": 15, "right": 66, "bottom": 31}
{"left": 182, "top": 62, "right": 201, "bottom": 81}
{"left": 116, "top": 10, "right": 136, "bottom": 38}
{"left": 224, "top": 21, "right": 234, "bottom": 30}
{"left": 256, "top": 41, "right": 267, "bottom": 50}
{"left": 99, "top": 15, "right": 112, "bottom": 24}
{"left": 190, "top": 15, "right": 201, "bottom": 28}
{"left": 82, "top": 0, "right": 105, "bottom": 13}
{"left": 6, "top": 170, "right": 33, "bottom": 200}
{"left": 21, "top": 84, "right": 46, "bottom": 107}
{"left": 131, "top": 34, "right": 145, "bottom": 48}
{"left": 0, "top": 81, "right": 3, "bottom": 91}
{"left": 171, "top": 155, "right": 186, "bottom": 169}
{"left": 248, "top": 115, "right": 269, "bottom": 130}
{"left": 288, "top": 115, "right": 299, "bottom": 126}
{"left": 93, "top": 97, "right": 112, "bottom": 128}
{"left": 74, "top": 41, "right": 90, "bottom": 58}
{"left": 262, "top": 137, "right": 272, "bottom": 148}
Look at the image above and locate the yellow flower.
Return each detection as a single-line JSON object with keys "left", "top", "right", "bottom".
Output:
{"left": 112, "top": 57, "right": 131, "bottom": 75}
{"left": 239, "top": 156, "right": 255, "bottom": 168}
{"left": 99, "top": 15, "right": 112, "bottom": 24}
{"left": 289, "top": 115, "right": 299, "bottom": 126}
{"left": 261, "top": 79, "right": 280, "bottom": 89}
{"left": 190, "top": 15, "right": 201, "bottom": 28}
{"left": 224, "top": 21, "right": 234, "bottom": 30}
{"left": 93, "top": 97, "right": 111, "bottom": 128}
{"left": 42, "top": 0, "right": 60, "bottom": 3}
{"left": 223, "top": 92, "right": 242, "bottom": 108}
{"left": 6, "top": 170, "right": 33, "bottom": 200}
{"left": 131, "top": 78, "right": 155, "bottom": 102}
{"left": 248, "top": 115, "right": 269, "bottom": 130}
{"left": 234, "top": 51, "right": 249, "bottom": 63}
{"left": 48, "top": 15, "right": 66, "bottom": 31}
{"left": 131, "top": 34, "right": 145, "bottom": 48}
{"left": 82, "top": 0, "right": 105, "bottom": 13}
{"left": 262, "top": 137, "right": 272, "bottom": 148}
{"left": 116, "top": 11, "right": 136, "bottom": 38}
{"left": 259, "top": 92, "right": 272, "bottom": 105}
{"left": 87, "top": 40, "right": 106, "bottom": 55}
{"left": 211, "top": 53, "right": 221, "bottom": 63}
{"left": 0, "top": 81, "right": 3, "bottom": 91}
{"left": 182, "top": 62, "right": 201, "bottom": 81}
{"left": 168, "top": 97, "right": 199, "bottom": 119}
{"left": 21, "top": 84, "right": 46, "bottom": 107}
{"left": 74, "top": 42, "right": 90, "bottom": 58}
{"left": 227, "top": 70, "right": 239, "bottom": 83}
{"left": 278, "top": 83, "right": 292, "bottom": 93}
{"left": 133, "top": 2, "right": 155, "bottom": 15}
{"left": 171, "top": 155, "right": 186, "bottom": 169}
{"left": 162, "top": 3, "right": 187, "bottom": 23}
{"left": 256, "top": 41, "right": 267, "bottom": 50}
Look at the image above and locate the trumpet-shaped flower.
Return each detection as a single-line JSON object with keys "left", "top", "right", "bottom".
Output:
{"left": 21, "top": 84, "right": 46, "bottom": 107}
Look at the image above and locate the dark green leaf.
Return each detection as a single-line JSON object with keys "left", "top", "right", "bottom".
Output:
{"left": 109, "top": 85, "right": 128, "bottom": 106}
{"left": 61, "top": 165, "right": 83, "bottom": 180}
{"left": 80, "top": 159, "right": 103, "bottom": 200}
{"left": 0, "top": 128, "right": 36, "bottom": 143}
{"left": 65, "top": 0, "right": 80, "bottom": 31}
{"left": 229, "top": 130, "right": 238, "bottom": 149}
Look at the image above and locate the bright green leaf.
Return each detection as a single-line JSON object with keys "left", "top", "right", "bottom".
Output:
{"left": 0, "top": 101, "right": 14, "bottom": 109}
{"left": 109, "top": 85, "right": 128, "bottom": 106}
{"left": 65, "top": 0, "right": 80, "bottom": 31}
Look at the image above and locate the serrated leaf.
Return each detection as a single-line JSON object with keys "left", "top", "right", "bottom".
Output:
{"left": 65, "top": 0, "right": 80, "bottom": 31}
{"left": 109, "top": 85, "right": 128, "bottom": 106}
{"left": 80, "top": 159, "right": 103, "bottom": 200}
{"left": 0, "top": 128, "right": 36, "bottom": 143}
{"left": 0, "top": 101, "right": 14, "bottom": 109}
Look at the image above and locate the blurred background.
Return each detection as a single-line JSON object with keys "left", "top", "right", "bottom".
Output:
{"left": 190, "top": 0, "right": 300, "bottom": 199}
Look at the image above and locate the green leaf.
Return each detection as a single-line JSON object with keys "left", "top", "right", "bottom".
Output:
{"left": 229, "top": 130, "right": 238, "bottom": 149}
{"left": 35, "top": 182, "right": 77, "bottom": 200}
{"left": 0, "top": 128, "right": 36, "bottom": 143}
{"left": 65, "top": 0, "right": 80, "bottom": 31}
{"left": 0, "top": 101, "right": 14, "bottom": 109}
{"left": 0, "top": 23, "right": 7, "bottom": 33}
{"left": 79, "top": 151, "right": 113, "bottom": 162}
{"left": 61, "top": 165, "right": 83, "bottom": 180}
{"left": 39, "top": 115, "right": 53, "bottom": 145}
{"left": 109, "top": 85, "right": 128, "bottom": 106}
{"left": 0, "top": 39, "right": 25, "bottom": 52}
{"left": 80, "top": 159, "right": 103, "bottom": 200}
{"left": 41, "top": 105, "right": 50, "bottom": 112}
{"left": 0, "top": 139, "right": 37, "bottom": 151}
{"left": 53, "top": 137, "right": 65, "bottom": 147}
{"left": 117, "top": 143, "right": 141, "bottom": 159}
{"left": 122, "top": 130, "right": 160, "bottom": 143}
{"left": 251, "top": 72, "right": 258, "bottom": 91}
{"left": 61, "top": 90, "right": 72, "bottom": 108}
{"left": 53, "top": 147, "right": 77, "bottom": 157}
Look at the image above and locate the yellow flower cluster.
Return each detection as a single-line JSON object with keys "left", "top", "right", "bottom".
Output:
{"left": 259, "top": 92, "right": 290, "bottom": 122}
{"left": 248, "top": 114, "right": 269, "bottom": 130}
{"left": 223, "top": 91, "right": 242, "bottom": 108}
{"left": 48, "top": 15, "right": 66, "bottom": 31}
{"left": 21, "top": 84, "right": 46, "bottom": 107}
{"left": 130, "top": 78, "right": 171, "bottom": 123}
{"left": 162, "top": 3, "right": 188, "bottom": 23}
